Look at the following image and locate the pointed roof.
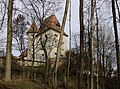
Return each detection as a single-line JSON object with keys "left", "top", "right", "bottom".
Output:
{"left": 39, "top": 15, "right": 68, "bottom": 36}
{"left": 27, "top": 21, "right": 38, "bottom": 33}
{"left": 43, "top": 14, "right": 60, "bottom": 29}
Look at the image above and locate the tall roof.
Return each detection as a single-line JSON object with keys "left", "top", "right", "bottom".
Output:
{"left": 43, "top": 14, "right": 60, "bottom": 29}
{"left": 27, "top": 15, "right": 68, "bottom": 36}
{"left": 27, "top": 21, "right": 38, "bottom": 33}
{"left": 40, "top": 15, "right": 68, "bottom": 36}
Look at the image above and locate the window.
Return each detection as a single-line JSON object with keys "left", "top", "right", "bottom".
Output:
{"left": 43, "top": 25, "right": 47, "bottom": 30}
{"left": 36, "top": 53, "right": 40, "bottom": 61}
{"left": 42, "top": 54, "right": 45, "bottom": 60}
{"left": 60, "top": 55, "right": 63, "bottom": 58}
{"left": 51, "top": 38, "right": 57, "bottom": 47}
{"left": 39, "top": 54, "right": 45, "bottom": 61}
{"left": 61, "top": 42, "right": 64, "bottom": 50}
{"left": 40, "top": 54, "right": 43, "bottom": 61}
{"left": 55, "top": 52, "right": 57, "bottom": 55}
{"left": 54, "top": 34, "right": 58, "bottom": 37}
{"left": 40, "top": 44, "right": 43, "bottom": 50}
{"left": 56, "top": 22, "right": 60, "bottom": 30}
{"left": 55, "top": 40, "right": 57, "bottom": 43}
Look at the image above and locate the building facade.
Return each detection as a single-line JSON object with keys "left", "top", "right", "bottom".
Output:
{"left": 26, "top": 15, "right": 68, "bottom": 66}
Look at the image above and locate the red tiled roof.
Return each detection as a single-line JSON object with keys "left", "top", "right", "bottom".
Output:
{"left": 27, "top": 15, "right": 68, "bottom": 36}
{"left": 27, "top": 21, "right": 38, "bottom": 33}
{"left": 39, "top": 15, "right": 68, "bottom": 36}
{"left": 44, "top": 14, "right": 60, "bottom": 29}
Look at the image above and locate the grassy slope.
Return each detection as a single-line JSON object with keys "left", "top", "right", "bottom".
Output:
{"left": 0, "top": 79, "right": 48, "bottom": 89}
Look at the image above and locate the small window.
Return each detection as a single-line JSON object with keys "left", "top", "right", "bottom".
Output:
{"left": 43, "top": 25, "right": 47, "bottom": 30}
{"left": 40, "top": 54, "right": 43, "bottom": 61}
{"left": 61, "top": 42, "right": 64, "bottom": 50}
{"left": 54, "top": 34, "right": 58, "bottom": 37}
{"left": 60, "top": 55, "right": 63, "bottom": 58}
{"left": 56, "top": 23, "right": 60, "bottom": 30}
{"left": 55, "top": 53, "right": 57, "bottom": 55}
{"left": 42, "top": 54, "right": 44, "bottom": 59}
{"left": 36, "top": 53, "right": 40, "bottom": 61}
{"left": 62, "top": 42, "right": 64, "bottom": 45}
{"left": 55, "top": 40, "right": 57, "bottom": 43}
{"left": 40, "top": 44, "right": 43, "bottom": 50}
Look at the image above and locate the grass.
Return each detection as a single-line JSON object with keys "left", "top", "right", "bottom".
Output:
{"left": 0, "top": 79, "right": 47, "bottom": 89}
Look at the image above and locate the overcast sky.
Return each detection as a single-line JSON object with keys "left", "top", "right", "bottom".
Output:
{"left": 59, "top": 0, "right": 79, "bottom": 49}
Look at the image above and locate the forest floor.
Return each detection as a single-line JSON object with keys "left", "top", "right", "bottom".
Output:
{"left": 0, "top": 79, "right": 47, "bottom": 89}
{"left": 0, "top": 78, "right": 75, "bottom": 89}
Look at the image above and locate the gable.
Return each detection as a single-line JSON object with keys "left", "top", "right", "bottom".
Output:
{"left": 38, "top": 15, "right": 68, "bottom": 36}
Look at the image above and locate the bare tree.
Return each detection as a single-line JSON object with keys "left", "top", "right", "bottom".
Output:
{"left": 66, "top": 0, "right": 71, "bottom": 86}
{"left": 20, "top": 0, "right": 62, "bottom": 24}
{"left": 78, "top": 0, "right": 84, "bottom": 89}
{"left": 5, "top": 0, "right": 13, "bottom": 82}
{"left": 115, "top": 0, "right": 120, "bottom": 21}
{"left": 111, "top": 0, "right": 120, "bottom": 88}
{"left": 12, "top": 14, "right": 28, "bottom": 78}
{"left": 53, "top": 0, "right": 69, "bottom": 88}
{"left": 13, "top": 14, "right": 28, "bottom": 53}
{"left": 90, "top": 0, "right": 95, "bottom": 89}
{"left": 95, "top": 6, "right": 99, "bottom": 89}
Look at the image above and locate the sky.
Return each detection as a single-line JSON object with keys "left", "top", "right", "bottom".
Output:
{"left": 59, "top": 0, "right": 79, "bottom": 34}
{"left": 56, "top": 0, "right": 79, "bottom": 50}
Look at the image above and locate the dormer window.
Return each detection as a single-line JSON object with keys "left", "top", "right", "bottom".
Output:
{"left": 56, "top": 22, "right": 60, "bottom": 30}
{"left": 43, "top": 25, "right": 47, "bottom": 30}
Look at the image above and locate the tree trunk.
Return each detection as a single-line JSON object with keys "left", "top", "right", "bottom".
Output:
{"left": 41, "top": 35, "right": 50, "bottom": 85}
{"left": 66, "top": 0, "right": 71, "bottom": 85}
{"left": 90, "top": 0, "right": 95, "bottom": 89}
{"left": 87, "top": 8, "right": 90, "bottom": 89}
{"left": 53, "top": 0, "right": 69, "bottom": 88}
{"left": 115, "top": 0, "right": 120, "bottom": 21}
{"left": 95, "top": 7, "right": 99, "bottom": 89}
{"left": 5, "top": 0, "right": 13, "bottom": 82}
{"left": 78, "top": 0, "right": 84, "bottom": 89}
{"left": 102, "top": 43, "right": 105, "bottom": 89}
{"left": 32, "top": 26, "right": 35, "bottom": 81}
{"left": 111, "top": 0, "right": 120, "bottom": 89}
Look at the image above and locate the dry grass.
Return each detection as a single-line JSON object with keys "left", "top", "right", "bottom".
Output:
{"left": 0, "top": 79, "right": 47, "bottom": 89}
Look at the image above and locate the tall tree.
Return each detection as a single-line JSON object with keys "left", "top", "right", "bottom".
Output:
{"left": 13, "top": 14, "right": 28, "bottom": 78}
{"left": 90, "top": 0, "right": 95, "bottom": 89}
{"left": 53, "top": 0, "right": 69, "bottom": 88}
{"left": 13, "top": 14, "right": 28, "bottom": 54}
{"left": 20, "top": 0, "right": 62, "bottom": 25}
{"left": 95, "top": 7, "right": 99, "bottom": 89}
{"left": 66, "top": 0, "right": 71, "bottom": 85}
{"left": 111, "top": 0, "right": 120, "bottom": 88}
{"left": 5, "top": 0, "right": 13, "bottom": 82}
{"left": 78, "top": 0, "right": 84, "bottom": 89}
